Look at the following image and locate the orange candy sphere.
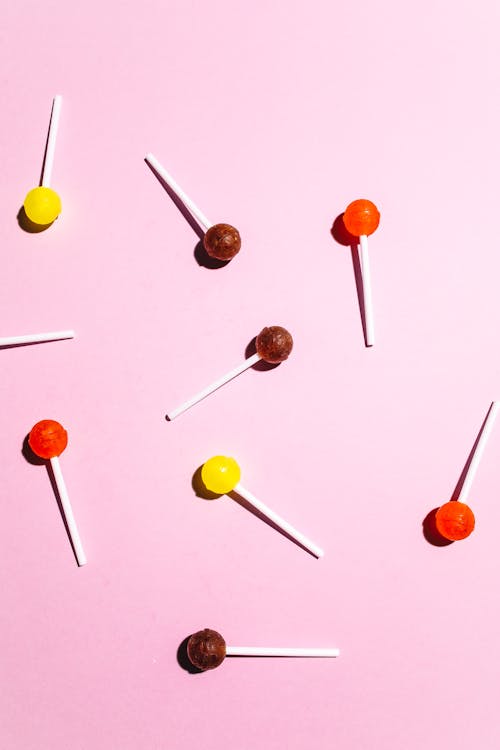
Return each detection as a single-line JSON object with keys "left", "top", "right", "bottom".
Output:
{"left": 343, "top": 199, "right": 380, "bottom": 237}
{"left": 435, "top": 501, "right": 475, "bottom": 541}
{"left": 29, "top": 419, "right": 68, "bottom": 459}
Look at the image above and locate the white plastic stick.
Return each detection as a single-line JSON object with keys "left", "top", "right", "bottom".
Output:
{"left": 359, "top": 234, "right": 375, "bottom": 347}
{"left": 0, "top": 330, "right": 74, "bottom": 347}
{"left": 145, "top": 152, "right": 212, "bottom": 232}
{"left": 41, "top": 95, "right": 62, "bottom": 188}
{"left": 167, "top": 353, "right": 260, "bottom": 420}
{"left": 234, "top": 483, "right": 324, "bottom": 558}
{"left": 457, "top": 401, "right": 499, "bottom": 504}
{"left": 226, "top": 646, "right": 339, "bottom": 657}
{"left": 49, "top": 456, "right": 86, "bottom": 567}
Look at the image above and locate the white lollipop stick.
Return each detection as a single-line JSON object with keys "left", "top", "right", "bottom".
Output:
{"left": 359, "top": 234, "right": 374, "bottom": 347}
{"left": 41, "top": 95, "right": 62, "bottom": 188}
{"left": 49, "top": 456, "right": 86, "bottom": 567}
{"left": 234, "top": 482, "right": 324, "bottom": 558}
{"left": 0, "top": 330, "right": 74, "bottom": 347}
{"left": 167, "top": 353, "right": 260, "bottom": 420}
{"left": 457, "top": 401, "right": 499, "bottom": 504}
{"left": 145, "top": 152, "right": 212, "bottom": 232}
{"left": 226, "top": 646, "right": 339, "bottom": 657}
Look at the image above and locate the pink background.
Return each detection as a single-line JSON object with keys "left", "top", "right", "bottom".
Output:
{"left": 2, "top": 1, "right": 500, "bottom": 748}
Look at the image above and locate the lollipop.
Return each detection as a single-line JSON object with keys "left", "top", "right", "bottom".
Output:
{"left": 0, "top": 330, "right": 74, "bottom": 348}
{"left": 23, "top": 96, "right": 63, "bottom": 226}
{"left": 435, "top": 401, "right": 499, "bottom": 541}
{"left": 28, "top": 420, "right": 86, "bottom": 566}
{"left": 145, "top": 153, "right": 241, "bottom": 260}
{"left": 200, "top": 455, "right": 323, "bottom": 557}
{"left": 166, "top": 326, "right": 293, "bottom": 420}
{"left": 187, "top": 628, "right": 339, "bottom": 671}
{"left": 343, "top": 199, "right": 380, "bottom": 347}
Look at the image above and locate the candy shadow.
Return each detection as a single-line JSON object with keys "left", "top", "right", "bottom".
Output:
{"left": 191, "top": 466, "right": 223, "bottom": 500}
{"left": 228, "top": 490, "right": 322, "bottom": 559}
{"left": 21, "top": 434, "right": 80, "bottom": 565}
{"left": 331, "top": 213, "right": 369, "bottom": 347}
{"left": 245, "top": 337, "right": 279, "bottom": 372}
{"left": 21, "top": 434, "right": 45, "bottom": 466}
{"left": 177, "top": 636, "right": 203, "bottom": 674}
{"left": 17, "top": 206, "right": 53, "bottom": 233}
{"left": 422, "top": 507, "right": 453, "bottom": 547}
{"left": 193, "top": 239, "right": 231, "bottom": 270}
{"left": 1, "top": 338, "right": 71, "bottom": 351}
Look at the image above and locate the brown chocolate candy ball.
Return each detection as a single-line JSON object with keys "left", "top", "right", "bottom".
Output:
{"left": 203, "top": 223, "right": 241, "bottom": 261}
{"left": 256, "top": 326, "right": 293, "bottom": 364}
{"left": 187, "top": 628, "right": 227, "bottom": 671}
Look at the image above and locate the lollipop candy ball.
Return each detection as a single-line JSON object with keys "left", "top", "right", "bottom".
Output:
{"left": 23, "top": 187, "right": 62, "bottom": 225}
{"left": 201, "top": 456, "right": 241, "bottom": 494}
{"left": 435, "top": 501, "right": 475, "bottom": 541}
{"left": 256, "top": 326, "right": 293, "bottom": 364}
{"left": 343, "top": 199, "right": 380, "bottom": 237}
{"left": 203, "top": 223, "right": 241, "bottom": 261}
{"left": 29, "top": 419, "right": 68, "bottom": 459}
{"left": 187, "top": 629, "right": 227, "bottom": 671}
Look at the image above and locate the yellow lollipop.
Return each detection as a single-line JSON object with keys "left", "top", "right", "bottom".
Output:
{"left": 201, "top": 455, "right": 241, "bottom": 494}
{"left": 23, "top": 96, "right": 63, "bottom": 226}
{"left": 24, "top": 186, "right": 62, "bottom": 225}
{"left": 199, "top": 455, "right": 324, "bottom": 557}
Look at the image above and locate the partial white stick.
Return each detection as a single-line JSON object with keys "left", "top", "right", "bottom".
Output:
{"left": 457, "top": 401, "right": 499, "bottom": 504}
{"left": 359, "top": 234, "right": 375, "bottom": 347}
{"left": 167, "top": 353, "right": 260, "bottom": 420}
{"left": 41, "top": 95, "right": 62, "bottom": 187}
{"left": 49, "top": 456, "right": 87, "bottom": 567}
{"left": 234, "top": 483, "right": 324, "bottom": 558}
{"left": 145, "top": 153, "right": 212, "bottom": 232}
{"left": 0, "top": 330, "right": 74, "bottom": 347}
{"left": 226, "top": 646, "right": 339, "bottom": 657}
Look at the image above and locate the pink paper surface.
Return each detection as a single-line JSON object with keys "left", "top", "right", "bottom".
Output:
{"left": 2, "top": 1, "right": 500, "bottom": 748}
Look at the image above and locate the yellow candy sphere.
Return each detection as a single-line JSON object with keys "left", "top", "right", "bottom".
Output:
{"left": 201, "top": 455, "right": 241, "bottom": 494}
{"left": 23, "top": 186, "right": 62, "bottom": 225}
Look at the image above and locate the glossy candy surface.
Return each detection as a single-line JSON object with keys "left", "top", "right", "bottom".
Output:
{"left": 23, "top": 187, "right": 62, "bottom": 225}
{"left": 203, "top": 223, "right": 241, "bottom": 260}
{"left": 435, "top": 501, "right": 475, "bottom": 541}
{"left": 343, "top": 199, "right": 380, "bottom": 237}
{"left": 29, "top": 419, "right": 68, "bottom": 459}
{"left": 201, "top": 456, "right": 241, "bottom": 494}
{"left": 256, "top": 326, "right": 293, "bottom": 364}
{"left": 187, "top": 629, "right": 227, "bottom": 670}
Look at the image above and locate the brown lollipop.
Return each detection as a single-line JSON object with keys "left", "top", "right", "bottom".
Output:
{"left": 187, "top": 629, "right": 227, "bottom": 671}
{"left": 166, "top": 326, "right": 294, "bottom": 420}
{"left": 256, "top": 326, "right": 293, "bottom": 364}
{"left": 145, "top": 153, "right": 241, "bottom": 261}
{"left": 203, "top": 223, "right": 241, "bottom": 261}
{"left": 186, "top": 628, "right": 340, "bottom": 671}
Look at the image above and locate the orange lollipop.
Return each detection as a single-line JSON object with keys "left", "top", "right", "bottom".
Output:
{"left": 28, "top": 419, "right": 86, "bottom": 566}
{"left": 342, "top": 198, "right": 380, "bottom": 347}
{"left": 343, "top": 199, "right": 380, "bottom": 237}
{"left": 29, "top": 419, "right": 68, "bottom": 459}
{"left": 435, "top": 501, "right": 475, "bottom": 541}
